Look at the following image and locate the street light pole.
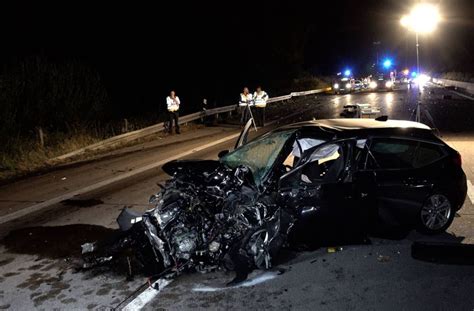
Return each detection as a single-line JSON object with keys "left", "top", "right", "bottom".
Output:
{"left": 415, "top": 32, "right": 420, "bottom": 74}
{"left": 400, "top": 3, "right": 440, "bottom": 74}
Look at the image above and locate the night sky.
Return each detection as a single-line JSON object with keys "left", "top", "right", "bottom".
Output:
{"left": 2, "top": 0, "right": 474, "bottom": 114}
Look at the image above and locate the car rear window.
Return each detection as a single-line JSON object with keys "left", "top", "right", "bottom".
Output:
{"left": 368, "top": 138, "right": 418, "bottom": 169}
{"left": 414, "top": 142, "right": 445, "bottom": 168}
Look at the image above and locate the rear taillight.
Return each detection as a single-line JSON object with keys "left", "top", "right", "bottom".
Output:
{"left": 453, "top": 152, "right": 462, "bottom": 167}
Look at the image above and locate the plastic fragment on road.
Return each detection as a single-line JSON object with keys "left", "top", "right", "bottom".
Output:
{"left": 377, "top": 255, "right": 390, "bottom": 263}
{"left": 327, "top": 247, "right": 343, "bottom": 253}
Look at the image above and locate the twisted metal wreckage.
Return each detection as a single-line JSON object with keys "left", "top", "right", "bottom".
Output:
{"left": 81, "top": 161, "right": 291, "bottom": 285}
{"left": 81, "top": 120, "right": 297, "bottom": 285}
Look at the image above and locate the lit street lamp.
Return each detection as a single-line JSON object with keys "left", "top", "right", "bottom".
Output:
{"left": 400, "top": 3, "right": 441, "bottom": 74}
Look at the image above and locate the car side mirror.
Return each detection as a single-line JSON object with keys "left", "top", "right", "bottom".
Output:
{"left": 218, "top": 150, "right": 229, "bottom": 158}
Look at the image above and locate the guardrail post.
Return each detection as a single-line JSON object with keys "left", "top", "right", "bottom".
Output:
{"left": 123, "top": 119, "right": 129, "bottom": 133}
{"left": 37, "top": 127, "right": 45, "bottom": 148}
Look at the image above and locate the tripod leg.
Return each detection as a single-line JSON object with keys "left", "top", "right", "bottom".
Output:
{"left": 422, "top": 106, "right": 440, "bottom": 136}
{"left": 247, "top": 105, "right": 258, "bottom": 132}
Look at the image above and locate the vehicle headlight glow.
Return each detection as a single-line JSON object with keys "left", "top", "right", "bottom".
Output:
{"left": 345, "top": 83, "right": 352, "bottom": 89}
{"left": 369, "top": 81, "right": 377, "bottom": 89}
{"left": 333, "top": 83, "right": 339, "bottom": 89}
{"left": 414, "top": 74, "right": 431, "bottom": 87}
{"left": 385, "top": 81, "right": 393, "bottom": 88}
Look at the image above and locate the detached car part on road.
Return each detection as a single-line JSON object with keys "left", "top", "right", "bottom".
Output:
{"left": 82, "top": 118, "right": 467, "bottom": 283}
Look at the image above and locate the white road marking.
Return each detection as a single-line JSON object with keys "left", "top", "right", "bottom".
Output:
{"left": 449, "top": 90, "right": 474, "bottom": 101}
{"left": 122, "top": 278, "right": 172, "bottom": 311}
{"left": 467, "top": 180, "right": 474, "bottom": 204}
{"left": 192, "top": 272, "right": 278, "bottom": 292}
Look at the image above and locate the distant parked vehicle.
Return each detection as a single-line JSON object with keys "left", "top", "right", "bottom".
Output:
{"left": 333, "top": 77, "right": 353, "bottom": 94}
{"left": 369, "top": 75, "right": 394, "bottom": 91}
{"left": 353, "top": 80, "right": 364, "bottom": 91}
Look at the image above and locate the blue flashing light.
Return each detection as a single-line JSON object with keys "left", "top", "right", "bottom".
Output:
{"left": 383, "top": 59, "right": 392, "bottom": 69}
{"left": 411, "top": 71, "right": 417, "bottom": 77}
{"left": 344, "top": 69, "right": 351, "bottom": 77}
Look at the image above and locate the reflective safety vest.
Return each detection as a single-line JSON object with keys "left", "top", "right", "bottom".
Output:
{"left": 253, "top": 91, "right": 269, "bottom": 108}
{"left": 167, "top": 96, "right": 180, "bottom": 112}
{"left": 239, "top": 93, "right": 254, "bottom": 107}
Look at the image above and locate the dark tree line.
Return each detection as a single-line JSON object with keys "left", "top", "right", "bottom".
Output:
{"left": 0, "top": 57, "right": 109, "bottom": 148}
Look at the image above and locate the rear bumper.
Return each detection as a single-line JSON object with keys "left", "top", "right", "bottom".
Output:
{"left": 456, "top": 173, "right": 468, "bottom": 211}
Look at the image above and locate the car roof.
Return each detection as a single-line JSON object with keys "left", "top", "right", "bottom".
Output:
{"left": 277, "top": 118, "right": 439, "bottom": 141}
{"left": 282, "top": 119, "right": 430, "bottom": 131}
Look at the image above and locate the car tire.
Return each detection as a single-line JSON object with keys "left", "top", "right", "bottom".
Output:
{"left": 417, "top": 193, "right": 455, "bottom": 235}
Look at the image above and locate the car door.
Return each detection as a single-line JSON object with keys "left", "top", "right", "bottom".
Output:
{"left": 234, "top": 118, "right": 253, "bottom": 149}
{"left": 366, "top": 137, "right": 434, "bottom": 226}
{"left": 278, "top": 139, "right": 367, "bottom": 242}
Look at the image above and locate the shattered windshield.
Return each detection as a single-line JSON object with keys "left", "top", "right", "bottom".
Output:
{"left": 221, "top": 130, "right": 295, "bottom": 185}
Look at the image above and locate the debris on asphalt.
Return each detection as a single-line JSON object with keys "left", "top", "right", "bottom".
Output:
{"left": 411, "top": 241, "right": 474, "bottom": 265}
{"left": 377, "top": 255, "right": 391, "bottom": 263}
{"left": 327, "top": 247, "right": 343, "bottom": 253}
{"left": 192, "top": 271, "right": 279, "bottom": 292}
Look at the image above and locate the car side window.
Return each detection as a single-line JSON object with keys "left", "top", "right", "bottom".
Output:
{"left": 279, "top": 142, "right": 348, "bottom": 188}
{"left": 301, "top": 144, "right": 344, "bottom": 183}
{"left": 414, "top": 142, "right": 445, "bottom": 168}
{"left": 367, "top": 138, "right": 418, "bottom": 170}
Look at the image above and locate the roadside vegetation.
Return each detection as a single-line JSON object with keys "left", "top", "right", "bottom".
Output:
{"left": 0, "top": 57, "right": 159, "bottom": 181}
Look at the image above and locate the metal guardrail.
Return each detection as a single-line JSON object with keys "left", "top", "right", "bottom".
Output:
{"left": 435, "top": 78, "right": 474, "bottom": 96}
{"left": 51, "top": 87, "right": 331, "bottom": 162}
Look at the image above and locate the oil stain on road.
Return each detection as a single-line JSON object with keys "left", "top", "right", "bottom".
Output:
{"left": 1, "top": 224, "right": 115, "bottom": 258}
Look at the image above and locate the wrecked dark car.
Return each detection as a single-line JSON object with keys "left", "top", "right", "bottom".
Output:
{"left": 82, "top": 118, "right": 467, "bottom": 283}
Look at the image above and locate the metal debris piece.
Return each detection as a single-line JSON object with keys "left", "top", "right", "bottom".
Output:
{"left": 377, "top": 255, "right": 391, "bottom": 263}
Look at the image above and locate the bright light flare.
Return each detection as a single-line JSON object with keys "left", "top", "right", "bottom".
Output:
{"left": 369, "top": 81, "right": 377, "bottom": 89}
{"left": 400, "top": 15, "right": 410, "bottom": 27}
{"left": 401, "top": 3, "right": 440, "bottom": 34}
{"left": 413, "top": 74, "right": 431, "bottom": 87}
{"left": 386, "top": 93, "right": 394, "bottom": 104}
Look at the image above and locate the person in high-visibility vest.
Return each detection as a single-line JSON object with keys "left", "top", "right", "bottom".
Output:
{"left": 238, "top": 87, "right": 254, "bottom": 126}
{"left": 253, "top": 86, "right": 268, "bottom": 127}
{"left": 166, "top": 90, "right": 181, "bottom": 134}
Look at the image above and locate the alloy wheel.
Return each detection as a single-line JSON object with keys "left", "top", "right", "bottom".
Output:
{"left": 420, "top": 194, "right": 452, "bottom": 231}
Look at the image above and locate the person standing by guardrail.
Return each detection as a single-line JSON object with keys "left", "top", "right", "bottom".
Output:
{"left": 166, "top": 90, "right": 181, "bottom": 134}
{"left": 253, "top": 86, "right": 268, "bottom": 127}
{"left": 239, "top": 87, "right": 254, "bottom": 127}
